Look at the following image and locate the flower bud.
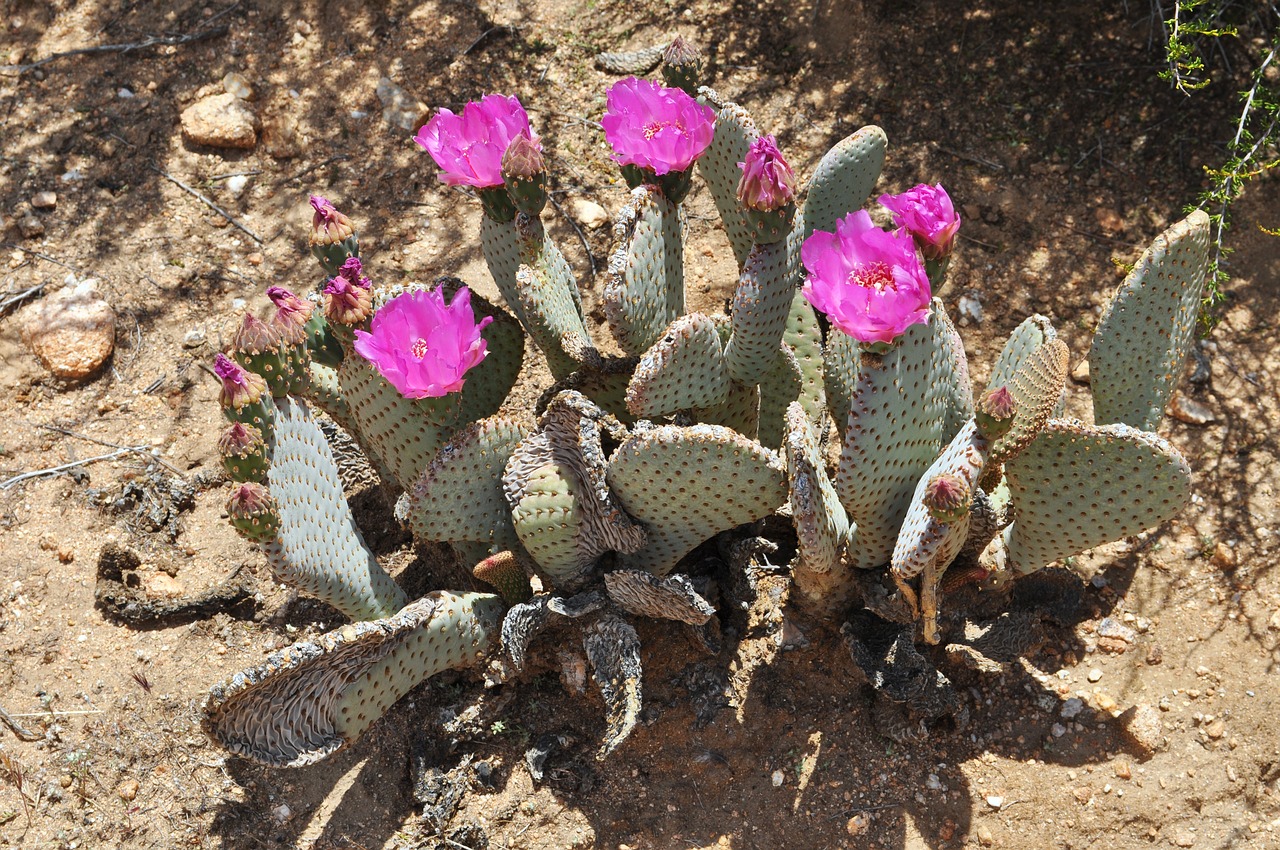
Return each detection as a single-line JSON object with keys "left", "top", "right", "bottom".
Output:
{"left": 308, "top": 195, "right": 360, "bottom": 275}
{"left": 322, "top": 275, "right": 372, "bottom": 327}
{"left": 922, "top": 473, "right": 972, "bottom": 524}
{"left": 232, "top": 313, "right": 293, "bottom": 397}
{"left": 737, "top": 135, "right": 797, "bottom": 243}
{"left": 266, "top": 286, "right": 313, "bottom": 346}
{"left": 472, "top": 550, "right": 533, "bottom": 604}
{"left": 214, "top": 353, "right": 267, "bottom": 411}
{"left": 502, "top": 134, "right": 548, "bottom": 216}
{"left": 226, "top": 482, "right": 280, "bottom": 543}
{"left": 976, "top": 385, "right": 1017, "bottom": 440}
{"left": 218, "top": 422, "right": 268, "bottom": 483}
{"left": 661, "top": 36, "right": 703, "bottom": 96}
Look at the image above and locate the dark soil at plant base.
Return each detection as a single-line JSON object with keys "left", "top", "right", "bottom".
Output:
{"left": 1, "top": 1, "right": 1278, "bottom": 848}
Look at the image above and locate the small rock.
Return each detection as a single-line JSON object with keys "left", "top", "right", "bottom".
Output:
{"left": 569, "top": 198, "right": 609, "bottom": 229}
{"left": 21, "top": 280, "right": 116, "bottom": 380}
{"left": 977, "top": 824, "right": 995, "bottom": 847}
{"left": 117, "top": 778, "right": 139, "bottom": 800}
{"left": 1094, "top": 692, "right": 1118, "bottom": 713}
{"left": 1210, "top": 543, "right": 1236, "bottom": 569}
{"left": 1061, "top": 698, "right": 1084, "bottom": 719}
{"left": 777, "top": 618, "right": 809, "bottom": 651}
{"left": 957, "top": 292, "right": 984, "bottom": 324}
{"left": 376, "top": 77, "right": 427, "bottom": 132}
{"left": 225, "top": 174, "right": 249, "bottom": 197}
{"left": 1167, "top": 393, "right": 1215, "bottom": 425}
{"left": 1071, "top": 359, "right": 1091, "bottom": 384}
{"left": 247, "top": 252, "right": 264, "bottom": 266}
{"left": 771, "top": 770, "right": 785, "bottom": 787}
{"left": 1146, "top": 643, "right": 1164, "bottom": 665}
{"left": 222, "top": 72, "right": 254, "bottom": 101}
{"left": 1098, "top": 617, "right": 1137, "bottom": 643}
{"left": 18, "top": 214, "right": 44, "bottom": 238}
{"left": 181, "top": 92, "right": 259, "bottom": 149}
{"left": 986, "top": 795, "right": 1003, "bottom": 809}
{"left": 1087, "top": 668, "right": 1103, "bottom": 683}
{"left": 1120, "top": 703, "right": 1164, "bottom": 756}
{"left": 1051, "top": 723, "right": 1067, "bottom": 738}
{"left": 144, "top": 572, "right": 185, "bottom": 599}
{"left": 1114, "top": 761, "right": 1132, "bottom": 780}
{"left": 272, "top": 803, "right": 291, "bottom": 823}
{"left": 1205, "top": 719, "right": 1225, "bottom": 740}
{"left": 117, "top": 87, "right": 135, "bottom": 99}
{"left": 261, "top": 113, "right": 299, "bottom": 159}
{"left": 1171, "top": 828, "right": 1195, "bottom": 847}
{"left": 31, "top": 190, "right": 57, "bottom": 209}
{"left": 59, "top": 774, "right": 72, "bottom": 788}
{"left": 1097, "top": 636, "right": 1129, "bottom": 654}
{"left": 1095, "top": 207, "right": 1124, "bottom": 234}
{"left": 846, "top": 812, "right": 870, "bottom": 836}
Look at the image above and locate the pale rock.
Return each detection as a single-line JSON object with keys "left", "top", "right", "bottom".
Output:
{"left": 1210, "top": 542, "right": 1236, "bottom": 569}
{"left": 21, "top": 280, "right": 115, "bottom": 380}
{"left": 1071, "top": 359, "right": 1090, "bottom": 384}
{"left": 958, "top": 292, "right": 983, "bottom": 324}
{"left": 31, "top": 190, "right": 57, "bottom": 209}
{"left": 1171, "top": 828, "right": 1195, "bottom": 847}
{"left": 261, "top": 113, "right": 299, "bottom": 159}
{"left": 18, "top": 214, "right": 43, "bottom": 238}
{"left": 977, "top": 824, "right": 995, "bottom": 846}
{"left": 1087, "top": 667, "right": 1103, "bottom": 682}
{"left": 116, "top": 779, "right": 139, "bottom": 801}
{"left": 1167, "top": 393, "right": 1215, "bottom": 425}
{"left": 222, "top": 71, "right": 254, "bottom": 101}
{"left": 1120, "top": 703, "right": 1163, "bottom": 756}
{"left": 846, "top": 813, "right": 870, "bottom": 836}
{"left": 569, "top": 198, "right": 610, "bottom": 229}
{"left": 181, "top": 92, "right": 259, "bottom": 149}
{"left": 376, "top": 77, "right": 426, "bottom": 132}
{"left": 225, "top": 174, "right": 249, "bottom": 197}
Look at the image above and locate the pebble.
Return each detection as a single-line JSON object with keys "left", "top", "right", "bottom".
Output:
{"left": 1146, "top": 644, "right": 1164, "bottom": 665}
{"left": 845, "top": 812, "right": 870, "bottom": 836}
{"left": 1205, "top": 719, "right": 1225, "bottom": 739}
{"left": 986, "top": 795, "right": 1003, "bottom": 809}
{"left": 957, "top": 292, "right": 983, "bottom": 324}
{"left": 1167, "top": 393, "right": 1215, "bottom": 425}
{"left": 18, "top": 213, "right": 44, "bottom": 237}
{"left": 117, "top": 87, "right": 135, "bottom": 99}
{"left": 1114, "top": 761, "right": 1132, "bottom": 780}
{"left": 21, "top": 279, "right": 116, "bottom": 379}
{"left": 376, "top": 77, "right": 427, "bottom": 131}
{"left": 183, "top": 329, "right": 206, "bottom": 349}
{"left": 1070, "top": 359, "right": 1091, "bottom": 383}
{"left": 225, "top": 174, "right": 249, "bottom": 197}
{"left": 1087, "top": 668, "right": 1103, "bottom": 683}
{"left": 1171, "top": 828, "right": 1195, "bottom": 847}
{"left": 977, "top": 824, "right": 995, "bottom": 846}
{"left": 777, "top": 618, "right": 809, "bottom": 650}
{"left": 32, "top": 190, "right": 57, "bottom": 209}
{"left": 1098, "top": 617, "right": 1137, "bottom": 643}
{"left": 272, "top": 803, "right": 291, "bottom": 823}
{"left": 117, "top": 778, "right": 139, "bottom": 801}
{"left": 247, "top": 252, "right": 264, "bottom": 266}
{"left": 569, "top": 198, "right": 610, "bottom": 229}
{"left": 1210, "top": 543, "right": 1236, "bottom": 569}
{"left": 222, "top": 71, "right": 254, "bottom": 101}
{"left": 1051, "top": 723, "right": 1067, "bottom": 738}
{"left": 1120, "top": 703, "right": 1163, "bottom": 756}
{"left": 181, "top": 92, "right": 259, "bottom": 149}
{"left": 771, "top": 770, "right": 785, "bottom": 787}
{"left": 1061, "top": 698, "right": 1084, "bottom": 719}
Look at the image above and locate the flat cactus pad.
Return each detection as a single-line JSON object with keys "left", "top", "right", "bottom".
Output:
{"left": 626, "top": 313, "right": 730, "bottom": 417}
{"left": 802, "top": 125, "right": 888, "bottom": 238}
{"left": 785, "top": 402, "right": 854, "bottom": 605}
{"left": 695, "top": 88, "right": 760, "bottom": 269}
{"left": 604, "top": 186, "right": 686, "bottom": 356}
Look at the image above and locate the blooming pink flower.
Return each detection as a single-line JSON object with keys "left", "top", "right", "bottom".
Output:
{"left": 736, "top": 135, "right": 796, "bottom": 211}
{"left": 877, "top": 183, "right": 961, "bottom": 260}
{"left": 600, "top": 77, "right": 715, "bottom": 176}
{"left": 800, "top": 211, "right": 932, "bottom": 345}
{"left": 353, "top": 286, "right": 494, "bottom": 398}
{"left": 415, "top": 95, "right": 537, "bottom": 188}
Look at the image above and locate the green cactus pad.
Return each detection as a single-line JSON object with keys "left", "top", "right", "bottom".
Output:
{"left": 265, "top": 397, "right": 407, "bottom": 621}
{"left": 823, "top": 326, "right": 861, "bottom": 435}
{"left": 302, "top": 361, "right": 358, "bottom": 439}
{"left": 604, "top": 186, "right": 685, "bottom": 356}
{"left": 783, "top": 287, "right": 827, "bottom": 426}
{"left": 724, "top": 232, "right": 804, "bottom": 386}
{"left": 695, "top": 88, "right": 760, "bottom": 269}
{"left": 202, "top": 591, "right": 504, "bottom": 767}
{"left": 834, "top": 304, "right": 963, "bottom": 568}
{"left": 1000, "top": 419, "right": 1193, "bottom": 573}
{"left": 584, "top": 614, "right": 643, "bottom": 759}
{"left": 694, "top": 379, "right": 760, "bottom": 441}
{"left": 503, "top": 393, "right": 647, "bottom": 590}
{"left": 606, "top": 423, "right": 788, "bottom": 575}
{"left": 400, "top": 417, "right": 529, "bottom": 550}
{"left": 442, "top": 278, "right": 526, "bottom": 425}
{"left": 472, "top": 551, "right": 533, "bottom": 604}
{"left": 936, "top": 305, "right": 974, "bottom": 440}
{"left": 892, "top": 420, "right": 989, "bottom": 644}
{"left": 802, "top": 126, "right": 888, "bottom": 238}
{"left": 1089, "top": 210, "right": 1211, "bottom": 431}
{"left": 304, "top": 307, "right": 344, "bottom": 369}
{"left": 626, "top": 313, "right": 729, "bottom": 417}
{"left": 988, "top": 315, "right": 1055, "bottom": 390}
{"left": 989, "top": 333, "right": 1070, "bottom": 465}
{"left": 785, "top": 402, "right": 854, "bottom": 605}
{"left": 479, "top": 215, "right": 532, "bottom": 329}
{"left": 539, "top": 355, "right": 639, "bottom": 425}
{"left": 336, "top": 352, "right": 462, "bottom": 492}
{"left": 514, "top": 262, "right": 592, "bottom": 380}
{"left": 756, "top": 344, "right": 804, "bottom": 450}
{"left": 603, "top": 570, "right": 715, "bottom": 624}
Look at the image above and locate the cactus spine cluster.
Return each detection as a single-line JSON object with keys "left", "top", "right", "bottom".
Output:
{"left": 200, "top": 42, "right": 1207, "bottom": 769}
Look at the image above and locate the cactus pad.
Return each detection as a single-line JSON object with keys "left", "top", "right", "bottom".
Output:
{"left": 265, "top": 397, "right": 407, "bottom": 621}
{"left": 1000, "top": 419, "right": 1193, "bottom": 573}
{"left": 399, "top": 417, "right": 529, "bottom": 549}
{"left": 695, "top": 89, "right": 760, "bottom": 268}
{"left": 514, "top": 261, "right": 593, "bottom": 380}
{"left": 782, "top": 289, "right": 827, "bottom": 425}
{"left": 785, "top": 403, "right": 854, "bottom": 605}
{"left": 584, "top": 614, "right": 643, "bottom": 758}
{"left": 802, "top": 126, "right": 888, "bottom": 238}
{"left": 1089, "top": 210, "right": 1211, "bottom": 431}
{"left": 604, "top": 186, "right": 686, "bottom": 355}
{"left": 603, "top": 570, "right": 716, "bottom": 624}
{"left": 202, "top": 591, "right": 504, "bottom": 767}
{"left": 756, "top": 344, "right": 804, "bottom": 450}
{"left": 626, "top": 313, "right": 730, "bottom": 417}
{"left": 607, "top": 423, "right": 788, "bottom": 575}
{"left": 988, "top": 335, "right": 1069, "bottom": 464}
{"left": 724, "top": 233, "right": 804, "bottom": 386}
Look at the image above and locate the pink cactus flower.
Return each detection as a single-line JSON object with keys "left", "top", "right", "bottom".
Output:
{"left": 353, "top": 286, "right": 494, "bottom": 398}
{"left": 800, "top": 211, "right": 932, "bottom": 345}
{"left": 600, "top": 77, "right": 715, "bottom": 176}
{"left": 415, "top": 95, "right": 537, "bottom": 188}
{"left": 877, "top": 183, "right": 961, "bottom": 260}
{"left": 736, "top": 135, "right": 796, "bottom": 211}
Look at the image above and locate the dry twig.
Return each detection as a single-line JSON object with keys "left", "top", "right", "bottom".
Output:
{"left": 0, "top": 24, "right": 230, "bottom": 75}
{"left": 147, "top": 164, "right": 264, "bottom": 244}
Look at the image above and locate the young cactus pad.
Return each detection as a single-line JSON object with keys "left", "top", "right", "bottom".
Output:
{"left": 202, "top": 591, "right": 505, "bottom": 767}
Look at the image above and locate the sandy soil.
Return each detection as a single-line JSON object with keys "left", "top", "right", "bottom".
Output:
{"left": 1, "top": 1, "right": 1279, "bottom": 849}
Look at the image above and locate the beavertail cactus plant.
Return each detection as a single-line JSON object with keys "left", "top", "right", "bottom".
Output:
{"left": 200, "top": 40, "right": 1208, "bottom": 769}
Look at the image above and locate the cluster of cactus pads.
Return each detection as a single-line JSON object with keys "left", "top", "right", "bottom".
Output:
{"left": 202, "top": 42, "right": 1208, "bottom": 767}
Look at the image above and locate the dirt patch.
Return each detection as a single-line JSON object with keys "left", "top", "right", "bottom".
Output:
{"left": 1, "top": 1, "right": 1278, "bottom": 849}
